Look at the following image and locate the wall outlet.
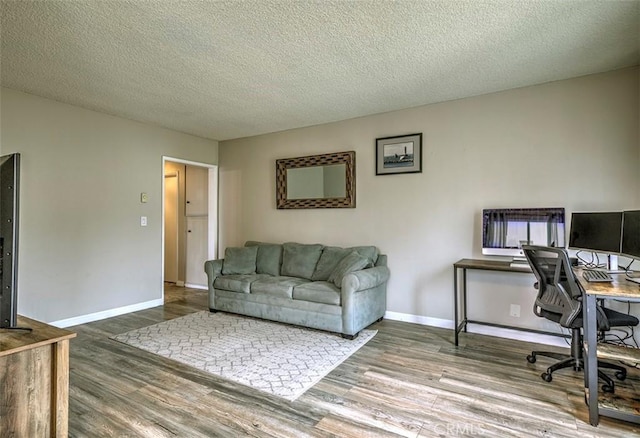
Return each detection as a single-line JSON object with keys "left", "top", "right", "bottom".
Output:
{"left": 509, "top": 304, "right": 521, "bottom": 318}
{"left": 140, "top": 216, "right": 147, "bottom": 227}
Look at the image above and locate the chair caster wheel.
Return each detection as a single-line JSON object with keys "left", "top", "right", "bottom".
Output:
{"left": 526, "top": 354, "right": 536, "bottom": 364}
{"left": 541, "top": 372, "right": 552, "bottom": 382}
{"left": 615, "top": 370, "right": 626, "bottom": 381}
{"left": 602, "top": 384, "right": 615, "bottom": 393}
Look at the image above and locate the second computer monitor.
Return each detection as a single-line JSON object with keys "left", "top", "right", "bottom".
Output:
{"left": 621, "top": 210, "right": 640, "bottom": 260}
{"left": 568, "top": 212, "right": 623, "bottom": 254}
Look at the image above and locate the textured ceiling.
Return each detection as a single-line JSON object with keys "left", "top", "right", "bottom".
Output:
{"left": 1, "top": 1, "right": 639, "bottom": 141}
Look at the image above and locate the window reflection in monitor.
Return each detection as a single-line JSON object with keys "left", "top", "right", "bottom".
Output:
{"left": 568, "top": 212, "right": 623, "bottom": 254}
{"left": 621, "top": 210, "right": 640, "bottom": 260}
{"left": 482, "top": 207, "right": 565, "bottom": 258}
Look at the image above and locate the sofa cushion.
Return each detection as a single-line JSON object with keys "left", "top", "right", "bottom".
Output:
{"left": 214, "top": 274, "right": 266, "bottom": 293}
{"left": 293, "top": 281, "right": 341, "bottom": 305}
{"left": 251, "top": 276, "right": 307, "bottom": 299}
{"left": 281, "top": 242, "right": 324, "bottom": 280}
{"left": 311, "top": 246, "right": 350, "bottom": 281}
{"left": 328, "top": 251, "right": 371, "bottom": 287}
{"left": 245, "top": 241, "right": 283, "bottom": 276}
{"left": 222, "top": 246, "right": 258, "bottom": 275}
{"left": 348, "top": 246, "right": 379, "bottom": 266}
{"left": 256, "top": 244, "right": 283, "bottom": 276}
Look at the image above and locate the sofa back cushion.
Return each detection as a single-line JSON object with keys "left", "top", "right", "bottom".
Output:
{"left": 375, "top": 254, "right": 387, "bottom": 267}
{"left": 348, "top": 246, "right": 379, "bottom": 266}
{"left": 256, "top": 244, "right": 283, "bottom": 276}
{"left": 281, "top": 242, "right": 324, "bottom": 280}
{"left": 222, "top": 246, "right": 258, "bottom": 275}
{"left": 328, "top": 251, "right": 371, "bottom": 287}
{"left": 245, "top": 241, "right": 282, "bottom": 276}
{"left": 311, "top": 246, "right": 350, "bottom": 281}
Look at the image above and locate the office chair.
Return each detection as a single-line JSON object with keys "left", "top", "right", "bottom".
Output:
{"left": 522, "top": 245, "right": 638, "bottom": 393}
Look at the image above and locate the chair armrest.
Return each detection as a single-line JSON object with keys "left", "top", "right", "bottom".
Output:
{"left": 342, "top": 266, "right": 390, "bottom": 293}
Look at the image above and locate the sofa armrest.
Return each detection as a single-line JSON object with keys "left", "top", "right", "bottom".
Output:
{"left": 204, "top": 259, "right": 224, "bottom": 288}
{"left": 340, "top": 265, "right": 389, "bottom": 336}
{"left": 342, "top": 265, "right": 390, "bottom": 293}
{"left": 204, "top": 259, "right": 224, "bottom": 311}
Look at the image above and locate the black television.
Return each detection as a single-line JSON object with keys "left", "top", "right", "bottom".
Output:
{"left": 568, "top": 211, "right": 623, "bottom": 254}
{"left": 0, "top": 153, "right": 20, "bottom": 329}
{"left": 621, "top": 210, "right": 640, "bottom": 260}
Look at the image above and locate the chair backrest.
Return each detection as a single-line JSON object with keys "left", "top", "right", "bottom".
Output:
{"left": 522, "top": 245, "right": 583, "bottom": 328}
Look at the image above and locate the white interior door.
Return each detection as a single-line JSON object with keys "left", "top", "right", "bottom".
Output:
{"left": 164, "top": 173, "right": 179, "bottom": 283}
{"left": 186, "top": 216, "right": 208, "bottom": 288}
{"left": 186, "top": 166, "right": 209, "bottom": 216}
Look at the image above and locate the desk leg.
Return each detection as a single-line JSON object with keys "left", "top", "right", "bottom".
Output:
{"left": 454, "top": 266, "right": 459, "bottom": 346}
{"left": 583, "top": 294, "right": 599, "bottom": 426}
{"left": 462, "top": 268, "right": 467, "bottom": 333}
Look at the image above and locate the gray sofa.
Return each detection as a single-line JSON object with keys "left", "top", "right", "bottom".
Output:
{"left": 204, "top": 241, "right": 389, "bottom": 339}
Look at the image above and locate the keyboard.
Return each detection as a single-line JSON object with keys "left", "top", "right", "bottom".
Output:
{"left": 582, "top": 270, "right": 613, "bottom": 283}
{"left": 509, "top": 262, "right": 532, "bottom": 271}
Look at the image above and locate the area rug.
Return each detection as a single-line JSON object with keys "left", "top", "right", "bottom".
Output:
{"left": 111, "top": 311, "right": 376, "bottom": 401}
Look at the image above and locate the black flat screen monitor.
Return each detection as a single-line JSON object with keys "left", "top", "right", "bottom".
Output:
{"left": 621, "top": 210, "right": 640, "bottom": 260}
{"left": 568, "top": 212, "right": 622, "bottom": 254}
{"left": 0, "top": 153, "right": 20, "bottom": 329}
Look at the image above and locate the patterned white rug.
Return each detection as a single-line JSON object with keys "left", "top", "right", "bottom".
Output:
{"left": 112, "top": 311, "right": 376, "bottom": 401}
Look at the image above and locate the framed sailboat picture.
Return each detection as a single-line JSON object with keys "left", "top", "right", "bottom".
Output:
{"left": 375, "top": 133, "right": 422, "bottom": 175}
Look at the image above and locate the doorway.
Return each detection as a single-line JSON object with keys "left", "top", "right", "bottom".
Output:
{"left": 162, "top": 157, "right": 218, "bottom": 301}
{"left": 164, "top": 172, "right": 179, "bottom": 283}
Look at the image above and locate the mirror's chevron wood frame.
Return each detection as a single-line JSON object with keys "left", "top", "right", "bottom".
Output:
{"left": 276, "top": 151, "right": 356, "bottom": 209}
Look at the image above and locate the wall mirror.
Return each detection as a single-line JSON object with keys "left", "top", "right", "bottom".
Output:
{"left": 276, "top": 151, "right": 355, "bottom": 209}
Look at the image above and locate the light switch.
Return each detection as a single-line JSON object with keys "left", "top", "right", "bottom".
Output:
{"left": 140, "top": 216, "right": 147, "bottom": 227}
{"left": 141, "top": 192, "right": 148, "bottom": 203}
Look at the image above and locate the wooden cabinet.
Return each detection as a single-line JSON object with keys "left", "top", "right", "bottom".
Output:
{"left": 185, "top": 166, "right": 208, "bottom": 216}
{"left": 0, "top": 317, "right": 76, "bottom": 437}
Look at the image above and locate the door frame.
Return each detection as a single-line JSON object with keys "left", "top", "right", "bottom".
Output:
{"left": 161, "top": 156, "right": 218, "bottom": 299}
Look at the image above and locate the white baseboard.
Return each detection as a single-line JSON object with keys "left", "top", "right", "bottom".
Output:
{"left": 383, "top": 311, "right": 568, "bottom": 348}
{"left": 185, "top": 283, "right": 207, "bottom": 290}
{"left": 50, "top": 298, "right": 164, "bottom": 328}
{"left": 384, "top": 311, "right": 453, "bottom": 329}
{"left": 176, "top": 280, "right": 185, "bottom": 287}
{"left": 464, "top": 323, "right": 569, "bottom": 347}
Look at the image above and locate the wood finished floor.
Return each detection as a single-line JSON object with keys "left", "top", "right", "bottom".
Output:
{"left": 67, "top": 285, "right": 640, "bottom": 437}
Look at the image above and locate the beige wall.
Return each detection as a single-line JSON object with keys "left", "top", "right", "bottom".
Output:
{"left": 0, "top": 88, "right": 218, "bottom": 324}
{"left": 219, "top": 68, "right": 640, "bottom": 329}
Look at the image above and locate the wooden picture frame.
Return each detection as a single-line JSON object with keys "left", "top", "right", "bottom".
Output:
{"left": 376, "top": 133, "right": 422, "bottom": 175}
